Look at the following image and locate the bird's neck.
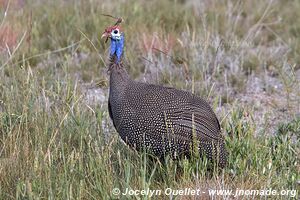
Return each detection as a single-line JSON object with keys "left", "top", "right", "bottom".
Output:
{"left": 108, "top": 57, "right": 131, "bottom": 96}
{"left": 109, "top": 63, "right": 130, "bottom": 82}
{"left": 108, "top": 34, "right": 130, "bottom": 94}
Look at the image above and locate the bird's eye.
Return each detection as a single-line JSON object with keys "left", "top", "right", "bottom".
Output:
{"left": 110, "top": 28, "right": 121, "bottom": 40}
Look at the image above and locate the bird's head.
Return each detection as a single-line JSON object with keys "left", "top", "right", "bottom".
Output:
{"left": 101, "top": 25, "right": 122, "bottom": 41}
{"left": 101, "top": 25, "right": 124, "bottom": 63}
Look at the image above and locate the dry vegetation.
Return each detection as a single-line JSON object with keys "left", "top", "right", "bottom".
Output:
{"left": 0, "top": 0, "right": 299, "bottom": 199}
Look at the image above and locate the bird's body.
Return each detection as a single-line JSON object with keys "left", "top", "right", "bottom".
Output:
{"left": 102, "top": 24, "right": 227, "bottom": 168}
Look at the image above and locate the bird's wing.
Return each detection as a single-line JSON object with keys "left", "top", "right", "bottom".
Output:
{"left": 158, "top": 87, "right": 222, "bottom": 142}
{"left": 125, "top": 82, "right": 222, "bottom": 142}
{"left": 166, "top": 104, "right": 222, "bottom": 142}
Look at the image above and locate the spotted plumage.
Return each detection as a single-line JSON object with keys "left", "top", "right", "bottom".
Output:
{"left": 102, "top": 24, "right": 228, "bottom": 168}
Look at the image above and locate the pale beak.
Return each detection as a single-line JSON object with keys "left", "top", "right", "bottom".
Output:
{"left": 101, "top": 32, "right": 109, "bottom": 39}
{"left": 101, "top": 32, "right": 110, "bottom": 43}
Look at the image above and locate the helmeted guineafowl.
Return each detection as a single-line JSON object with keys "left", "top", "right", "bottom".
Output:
{"left": 101, "top": 22, "right": 228, "bottom": 168}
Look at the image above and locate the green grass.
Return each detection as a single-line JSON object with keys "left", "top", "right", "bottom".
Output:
{"left": 0, "top": 0, "right": 299, "bottom": 199}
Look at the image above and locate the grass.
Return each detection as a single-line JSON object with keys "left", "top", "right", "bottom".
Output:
{"left": 0, "top": 0, "right": 299, "bottom": 199}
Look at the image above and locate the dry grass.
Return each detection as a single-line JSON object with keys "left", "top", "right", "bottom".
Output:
{"left": 0, "top": 0, "right": 299, "bottom": 199}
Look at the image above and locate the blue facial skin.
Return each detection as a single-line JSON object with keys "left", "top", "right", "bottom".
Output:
{"left": 110, "top": 33, "right": 124, "bottom": 63}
